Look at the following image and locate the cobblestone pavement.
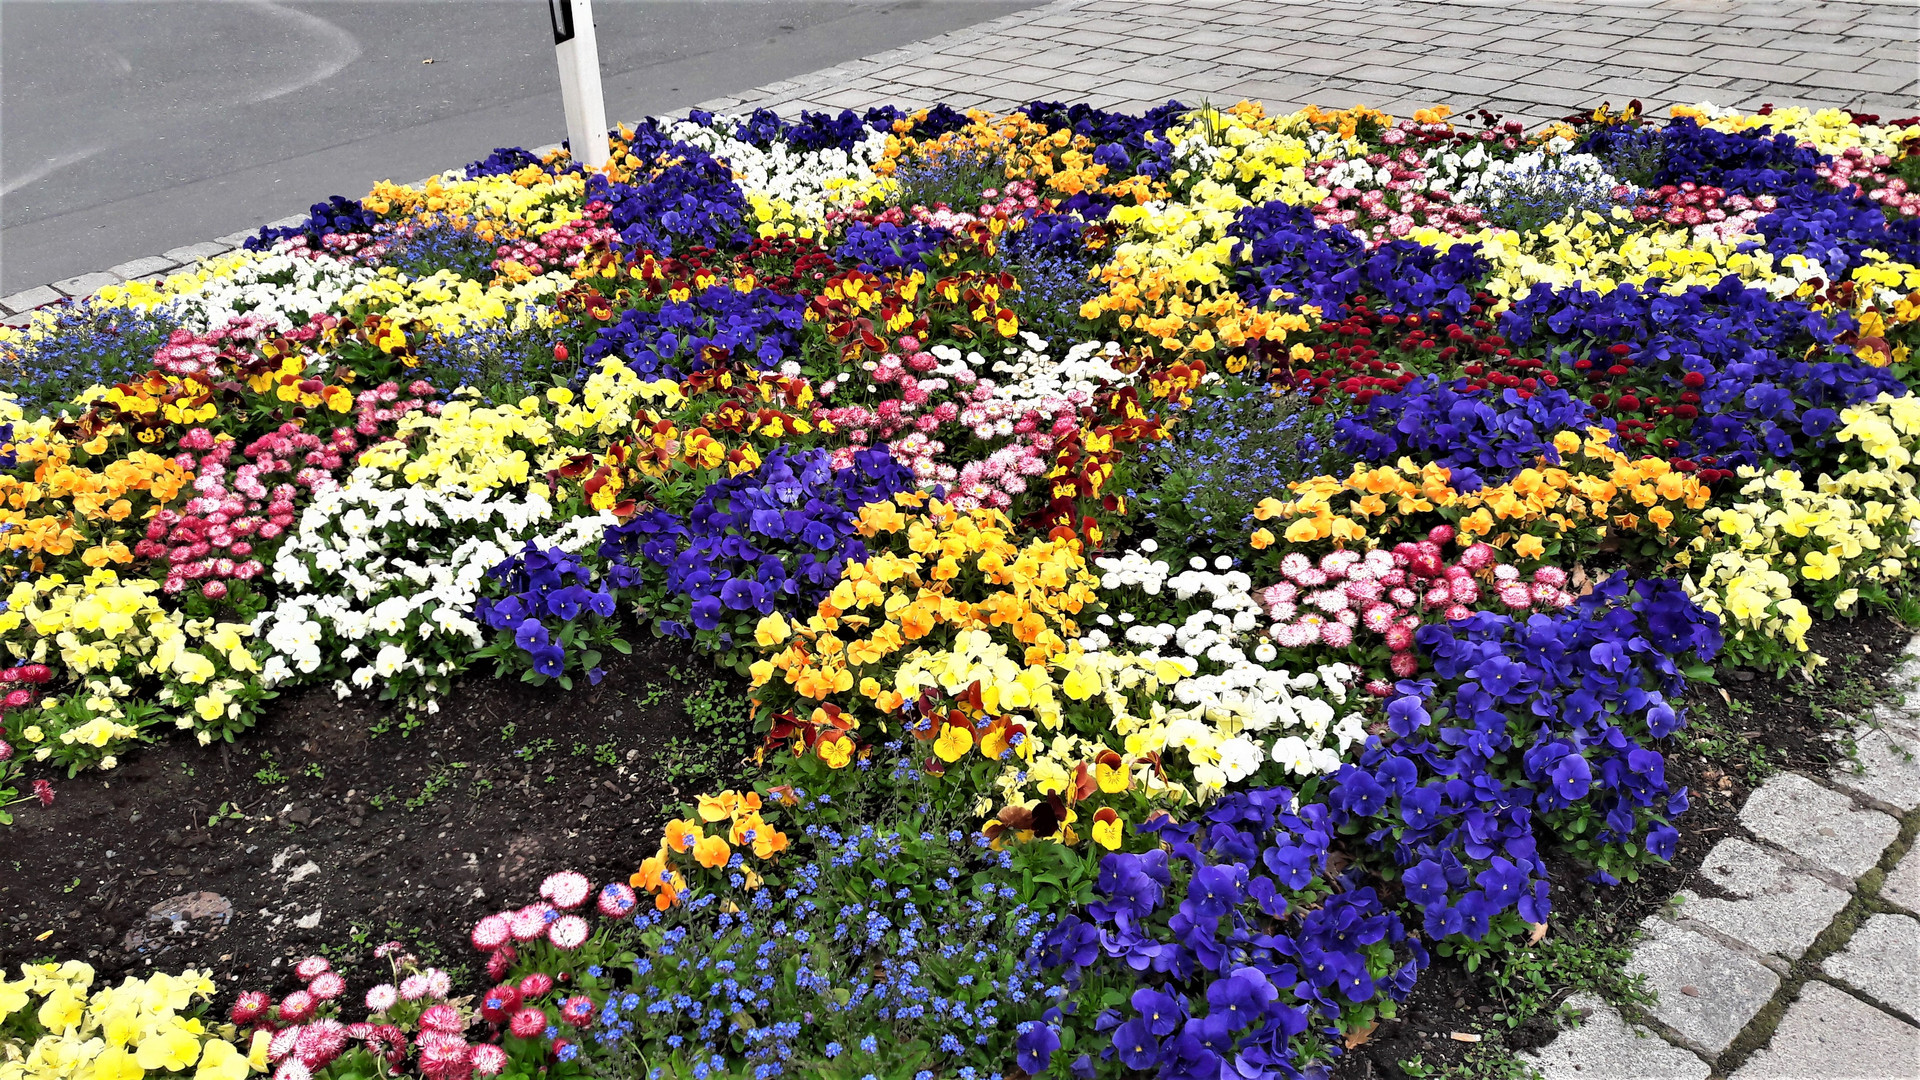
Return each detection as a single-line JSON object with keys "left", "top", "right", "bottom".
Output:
{"left": 6, "top": 0, "right": 1916, "bottom": 325}
{"left": 695, "top": 0, "right": 1919, "bottom": 133}
{"left": 1520, "top": 633, "right": 1920, "bottom": 1079}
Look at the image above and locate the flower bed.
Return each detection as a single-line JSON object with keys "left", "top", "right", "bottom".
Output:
{"left": 3, "top": 98, "right": 1919, "bottom": 1080}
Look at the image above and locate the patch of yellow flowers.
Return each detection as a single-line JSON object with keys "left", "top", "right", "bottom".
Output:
{"left": 0, "top": 963, "right": 265, "bottom": 1080}
{"left": 359, "top": 360, "right": 686, "bottom": 493}
{"left": 1084, "top": 104, "right": 1326, "bottom": 360}
{"left": 1408, "top": 216, "right": 1792, "bottom": 309}
{"left": 0, "top": 572, "right": 259, "bottom": 768}
{"left": 337, "top": 267, "right": 570, "bottom": 338}
{"left": 1681, "top": 394, "right": 1920, "bottom": 667}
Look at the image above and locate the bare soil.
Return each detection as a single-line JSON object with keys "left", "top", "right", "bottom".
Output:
{"left": 1, "top": 636, "right": 754, "bottom": 998}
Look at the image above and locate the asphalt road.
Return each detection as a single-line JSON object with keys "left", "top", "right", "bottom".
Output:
{"left": 0, "top": 0, "right": 1038, "bottom": 294}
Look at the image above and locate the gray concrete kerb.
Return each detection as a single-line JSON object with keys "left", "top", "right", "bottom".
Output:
{"left": 1821, "top": 913, "right": 1920, "bottom": 1024}
{"left": 1729, "top": 980, "right": 1920, "bottom": 1079}
{"left": 1516, "top": 992, "right": 1711, "bottom": 1080}
{"left": 1673, "top": 838, "right": 1850, "bottom": 964}
{"left": 1626, "top": 914, "right": 1783, "bottom": 1057}
{"left": 1738, "top": 772, "right": 1900, "bottom": 880}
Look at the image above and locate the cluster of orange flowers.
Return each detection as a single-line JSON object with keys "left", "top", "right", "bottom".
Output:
{"left": 881, "top": 110, "right": 1164, "bottom": 207}
{"left": 0, "top": 437, "right": 190, "bottom": 573}
{"left": 1251, "top": 428, "right": 1714, "bottom": 557}
{"left": 629, "top": 789, "right": 791, "bottom": 908}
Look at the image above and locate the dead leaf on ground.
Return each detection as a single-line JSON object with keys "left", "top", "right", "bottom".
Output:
{"left": 1527, "top": 920, "right": 1549, "bottom": 945}
{"left": 1344, "top": 1021, "right": 1377, "bottom": 1049}
{"left": 1449, "top": 1032, "right": 1482, "bottom": 1043}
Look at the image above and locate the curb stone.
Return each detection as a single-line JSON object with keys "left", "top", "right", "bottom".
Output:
{"left": 1738, "top": 773, "right": 1899, "bottom": 880}
{"left": 1516, "top": 992, "right": 1710, "bottom": 1080}
{"left": 1821, "top": 913, "right": 1920, "bottom": 1023}
{"left": 1728, "top": 981, "right": 1920, "bottom": 1079}
{"left": 1674, "top": 838, "right": 1850, "bottom": 963}
{"left": 1626, "top": 916, "right": 1782, "bottom": 1057}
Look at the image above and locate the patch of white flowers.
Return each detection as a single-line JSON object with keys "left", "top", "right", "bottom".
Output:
{"left": 254, "top": 468, "right": 614, "bottom": 707}
{"left": 113, "top": 250, "right": 379, "bottom": 333}
{"left": 1447, "top": 150, "right": 1636, "bottom": 210}
{"left": 987, "top": 336, "right": 1134, "bottom": 407}
{"left": 1084, "top": 539, "right": 1370, "bottom": 782}
{"left": 666, "top": 115, "right": 889, "bottom": 226}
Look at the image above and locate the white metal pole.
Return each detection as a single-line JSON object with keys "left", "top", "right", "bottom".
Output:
{"left": 552, "top": 0, "right": 610, "bottom": 170}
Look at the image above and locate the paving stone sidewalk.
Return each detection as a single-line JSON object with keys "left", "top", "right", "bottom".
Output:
{"left": 1520, "top": 633, "right": 1920, "bottom": 1080}
{"left": 697, "top": 0, "right": 1919, "bottom": 135}
{"left": 6, "top": 0, "right": 1916, "bottom": 326}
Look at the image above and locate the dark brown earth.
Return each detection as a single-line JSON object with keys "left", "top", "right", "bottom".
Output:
{"left": 0, "top": 635, "right": 756, "bottom": 998}
{"left": 1335, "top": 612, "right": 1915, "bottom": 1079}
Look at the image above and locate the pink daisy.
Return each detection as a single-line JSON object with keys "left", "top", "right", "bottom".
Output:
{"left": 419, "top": 1003, "right": 464, "bottom": 1035}
{"left": 416, "top": 1038, "right": 471, "bottom": 1080}
{"left": 508, "top": 1008, "right": 548, "bottom": 1039}
{"left": 1532, "top": 566, "right": 1568, "bottom": 588}
{"left": 470, "top": 914, "right": 511, "bottom": 952}
{"left": 1320, "top": 550, "right": 1361, "bottom": 574}
{"left": 1308, "top": 589, "right": 1350, "bottom": 614}
{"left": 597, "top": 882, "right": 637, "bottom": 918}
{"left": 518, "top": 972, "right": 555, "bottom": 998}
{"left": 308, "top": 972, "right": 346, "bottom": 1001}
{"left": 472, "top": 1045, "right": 509, "bottom": 1077}
{"left": 480, "top": 984, "right": 522, "bottom": 1023}
{"left": 365, "top": 984, "right": 398, "bottom": 1012}
{"left": 398, "top": 974, "right": 432, "bottom": 1002}
{"left": 508, "top": 905, "right": 550, "bottom": 942}
{"left": 548, "top": 915, "right": 591, "bottom": 950}
{"left": 295, "top": 1020, "right": 348, "bottom": 1068}
{"left": 1279, "top": 552, "right": 1312, "bottom": 580}
{"left": 1319, "top": 623, "right": 1355, "bottom": 648}
{"left": 1390, "top": 652, "right": 1421, "bottom": 677}
{"left": 294, "top": 956, "right": 331, "bottom": 982}
{"left": 1362, "top": 603, "right": 1397, "bottom": 633}
{"left": 273, "top": 1061, "right": 313, "bottom": 1080}
{"left": 1443, "top": 604, "right": 1472, "bottom": 621}
{"left": 1272, "top": 622, "right": 1316, "bottom": 649}
{"left": 558, "top": 996, "right": 596, "bottom": 1028}
{"left": 540, "top": 870, "right": 592, "bottom": 910}
{"left": 278, "top": 991, "right": 316, "bottom": 1024}
{"left": 231, "top": 991, "right": 272, "bottom": 1025}
{"left": 270, "top": 1027, "right": 302, "bottom": 1064}
{"left": 485, "top": 946, "right": 517, "bottom": 983}
{"left": 1389, "top": 587, "right": 1418, "bottom": 608}
{"left": 1492, "top": 563, "right": 1521, "bottom": 583}
{"left": 1343, "top": 579, "right": 1383, "bottom": 603}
